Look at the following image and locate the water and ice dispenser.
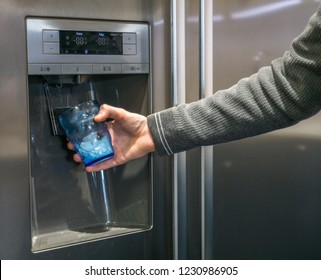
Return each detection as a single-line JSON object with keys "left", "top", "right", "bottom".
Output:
{"left": 26, "top": 18, "right": 152, "bottom": 252}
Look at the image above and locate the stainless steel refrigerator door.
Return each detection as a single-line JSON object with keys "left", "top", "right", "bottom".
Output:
{"left": 177, "top": 0, "right": 321, "bottom": 260}
{"left": 211, "top": 0, "right": 321, "bottom": 259}
{"left": 0, "top": 0, "right": 173, "bottom": 259}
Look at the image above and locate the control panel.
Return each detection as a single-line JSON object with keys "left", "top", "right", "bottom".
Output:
{"left": 27, "top": 18, "right": 149, "bottom": 75}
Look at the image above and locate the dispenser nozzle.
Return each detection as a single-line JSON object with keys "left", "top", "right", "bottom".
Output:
{"left": 86, "top": 80, "right": 96, "bottom": 101}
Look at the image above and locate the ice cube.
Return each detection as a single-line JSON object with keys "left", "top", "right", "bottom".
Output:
{"left": 78, "top": 132, "right": 113, "bottom": 161}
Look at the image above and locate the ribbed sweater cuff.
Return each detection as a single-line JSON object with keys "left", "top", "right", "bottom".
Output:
{"left": 147, "top": 110, "right": 177, "bottom": 156}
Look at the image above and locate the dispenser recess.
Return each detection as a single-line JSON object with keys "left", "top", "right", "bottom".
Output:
{"left": 27, "top": 18, "right": 152, "bottom": 252}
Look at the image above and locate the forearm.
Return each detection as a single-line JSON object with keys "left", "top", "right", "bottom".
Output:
{"left": 147, "top": 5, "right": 321, "bottom": 156}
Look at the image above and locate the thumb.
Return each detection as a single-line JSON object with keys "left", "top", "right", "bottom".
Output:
{"left": 94, "top": 104, "right": 125, "bottom": 122}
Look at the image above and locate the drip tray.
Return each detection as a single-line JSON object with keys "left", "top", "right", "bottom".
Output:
{"left": 32, "top": 226, "right": 148, "bottom": 253}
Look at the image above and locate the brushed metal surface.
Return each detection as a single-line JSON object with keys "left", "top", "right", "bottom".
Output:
{"left": 0, "top": 0, "right": 173, "bottom": 259}
{"left": 184, "top": 0, "right": 202, "bottom": 260}
{"left": 211, "top": 0, "right": 321, "bottom": 259}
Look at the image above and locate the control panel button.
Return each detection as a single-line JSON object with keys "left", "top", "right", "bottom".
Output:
{"left": 123, "top": 33, "right": 137, "bottom": 44}
{"left": 28, "top": 64, "right": 62, "bottom": 75}
{"left": 93, "top": 64, "right": 122, "bottom": 74}
{"left": 42, "top": 30, "right": 59, "bottom": 42}
{"left": 122, "top": 64, "right": 149, "bottom": 73}
{"left": 43, "top": 42, "right": 60, "bottom": 54}
{"left": 62, "top": 64, "right": 93, "bottom": 74}
{"left": 123, "top": 44, "right": 137, "bottom": 55}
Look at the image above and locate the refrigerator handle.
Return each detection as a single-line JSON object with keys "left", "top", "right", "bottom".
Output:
{"left": 172, "top": 0, "right": 188, "bottom": 260}
{"left": 200, "top": 0, "right": 214, "bottom": 260}
{"left": 172, "top": 0, "right": 215, "bottom": 260}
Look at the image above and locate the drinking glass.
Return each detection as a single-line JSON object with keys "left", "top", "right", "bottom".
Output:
{"left": 59, "top": 100, "right": 114, "bottom": 166}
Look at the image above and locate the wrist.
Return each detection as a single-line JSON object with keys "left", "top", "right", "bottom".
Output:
{"left": 143, "top": 123, "right": 156, "bottom": 153}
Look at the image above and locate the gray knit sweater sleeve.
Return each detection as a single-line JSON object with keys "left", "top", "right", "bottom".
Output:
{"left": 147, "top": 4, "right": 321, "bottom": 156}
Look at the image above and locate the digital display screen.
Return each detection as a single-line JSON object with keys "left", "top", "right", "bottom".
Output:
{"left": 60, "top": 31, "right": 123, "bottom": 55}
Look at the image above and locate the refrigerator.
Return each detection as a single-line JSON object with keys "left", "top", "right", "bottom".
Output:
{"left": 1, "top": 0, "right": 321, "bottom": 260}
{"left": 0, "top": 0, "right": 173, "bottom": 260}
{"left": 210, "top": 0, "right": 321, "bottom": 259}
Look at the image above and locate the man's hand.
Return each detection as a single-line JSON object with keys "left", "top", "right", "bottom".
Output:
{"left": 68, "top": 104, "right": 155, "bottom": 172}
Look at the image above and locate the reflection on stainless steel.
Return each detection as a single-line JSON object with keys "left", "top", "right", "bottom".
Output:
{"left": 211, "top": 0, "right": 321, "bottom": 259}
{"left": 231, "top": 0, "right": 302, "bottom": 20}
{"left": 86, "top": 171, "right": 115, "bottom": 229}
